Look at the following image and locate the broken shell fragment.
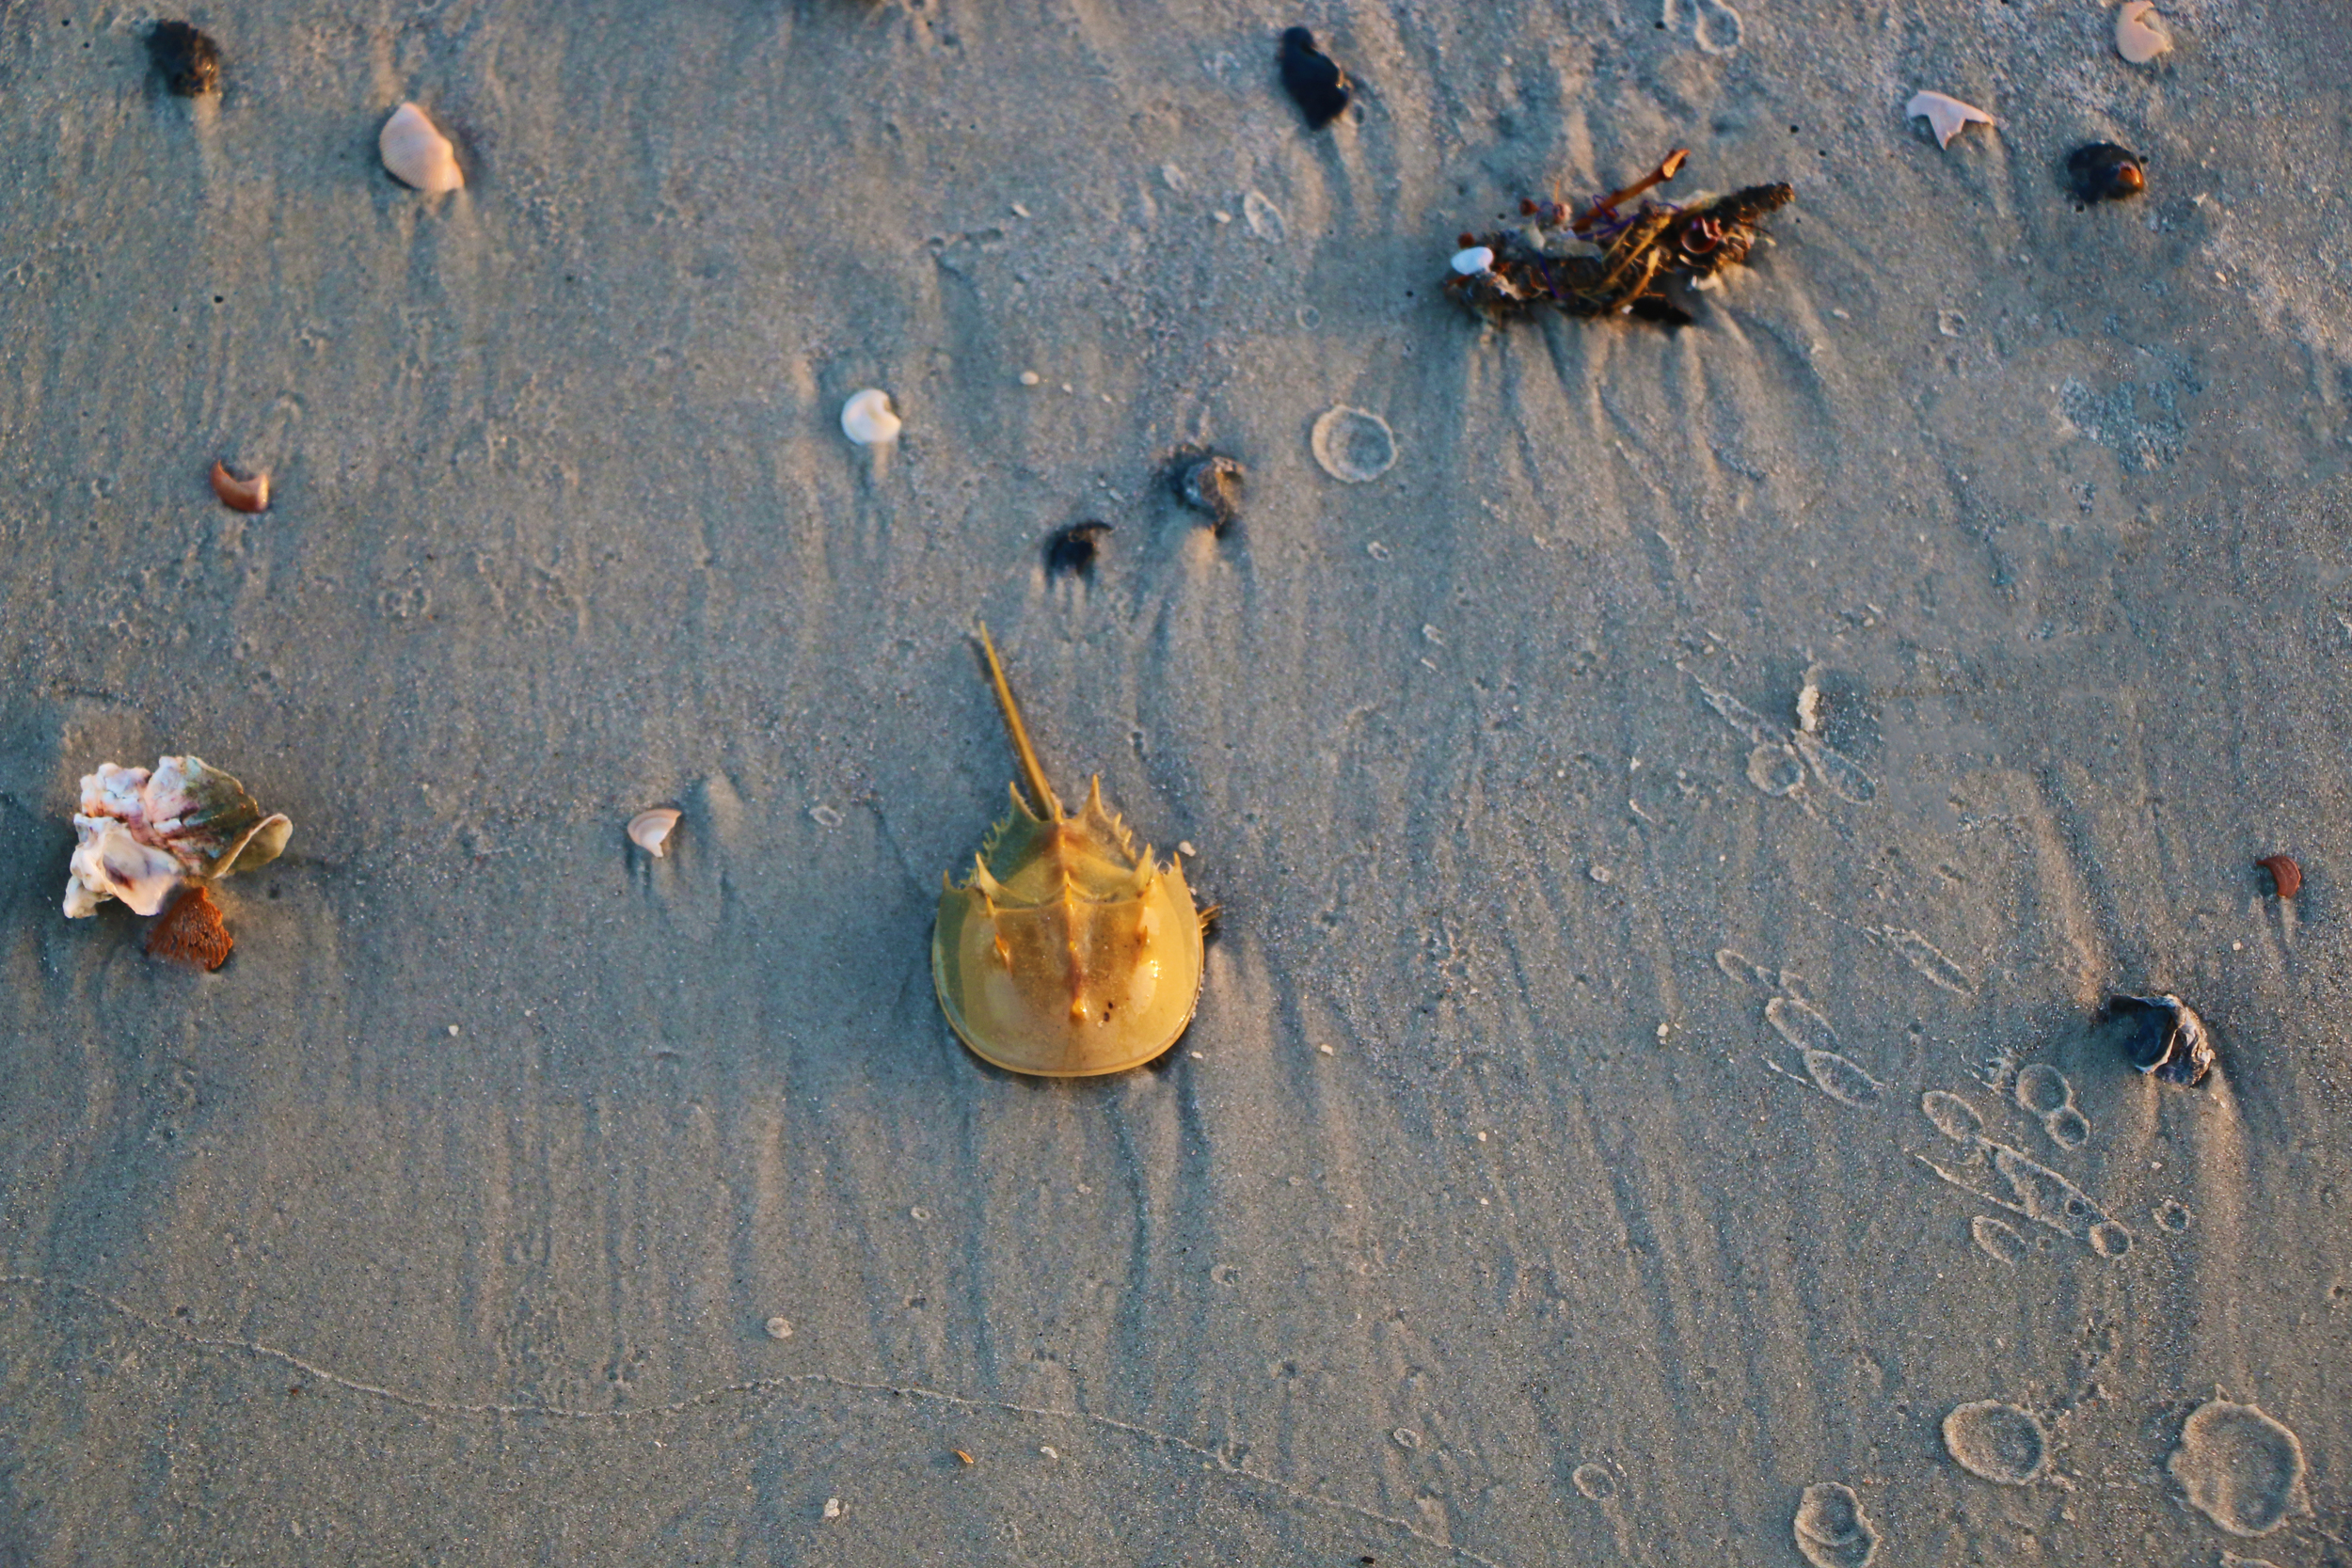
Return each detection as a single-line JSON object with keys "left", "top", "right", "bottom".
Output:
{"left": 628, "top": 808, "right": 682, "bottom": 857}
{"left": 1450, "top": 245, "right": 1496, "bottom": 277}
{"left": 2067, "top": 142, "right": 2146, "bottom": 203}
{"left": 63, "top": 757, "right": 292, "bottom": 918}
{"left": 379, "top": 102, "right": 464, "bottom": 193}
{"left": 147, "top": 21, "right": 221, "bottom": 98}
{"left": 2116, "top": 1, "right": 2172, "bottom": 65}
{"left": 1170, "top": 451, "right": 1247, "bottom": 534}
{"left": 840, "top": 388, "right": 901, "bottom": 447}
{"left": 147, "top": 884, "right": 233, "bottom": 971}
{"left": 1907, "top": 90, "right": 1995, "bottom": 150}
{"left": 209, "top": 460, "right": 269, "bottom": 514}
{"left": 1044, "top": 521, "right": 1111, "bottom": 578}
{"left": 2257, "top": 853, "right": 2301, "bottom": 898}
{"left": 2108, "top": 992, "right": 2214, "bottom": 1086}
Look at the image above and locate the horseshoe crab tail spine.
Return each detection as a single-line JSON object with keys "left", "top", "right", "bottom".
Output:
{"left": 975, "top": 621, "right": 1065, "bottom": 821}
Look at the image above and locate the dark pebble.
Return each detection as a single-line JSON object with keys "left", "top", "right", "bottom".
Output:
{"left": 1279, "top": 27, "right": 1351, "bottom": 131}
{"left": 1044, "top": 520, "right": 1111, "bottom": 578}
{"left": 2067, "top": 142, "right": 2145, "bottom": 203}
{"left": 1170, "top": 451, "right": 1247, "bottom": 534}
{"left": 148, "top": 21, "right": 221, "bottom": 98}
{"left": 2108, "top": 992, "right": 2214, "bottom": 1086}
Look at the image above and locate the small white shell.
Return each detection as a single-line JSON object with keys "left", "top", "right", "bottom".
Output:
{"left": 1906, "top": 89, "right": 1995, "bottom": 150}
{"left": 1450, "top": 245, "right": 1496, "bottom": 276}
{"left": 840, "top": 389, "right": 901, "bottom": 447}
{"left": 380, "top": 102, "right": 464, "bottom": 193}
{"left": 2116, "top": 1, "right": 2172, "bottom": 64}
{"left": 628, "top": 808, "right": 681, "bottom": 857}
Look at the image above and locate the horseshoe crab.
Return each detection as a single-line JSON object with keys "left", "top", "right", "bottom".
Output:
{"left": 932, "top": 626, "right": 1207, "bottom": 1076}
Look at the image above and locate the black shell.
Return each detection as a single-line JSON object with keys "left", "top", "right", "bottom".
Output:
{"left": 2108, "top": 992, "right": 2213, "bottom": 1085}
{"left": 148, "top": 21, "right": 221, "bottom": 98}
{"left": 2067, "top": 143, "right": 2146, "bottom": 203}
{"left": 1279, "top": 27, "right": 1351, "bottom": 131}
{"left": 1044, "top": 521, "right": 1111, "bottom": 578}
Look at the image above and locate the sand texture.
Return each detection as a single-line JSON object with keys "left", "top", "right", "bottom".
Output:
{"left": 2, "top": 0, "right": 2349, "bottom": 1561}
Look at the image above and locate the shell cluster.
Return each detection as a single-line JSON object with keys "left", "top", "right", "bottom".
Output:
{"left": 64, "top": 757, "right": 291, "bottom": 919}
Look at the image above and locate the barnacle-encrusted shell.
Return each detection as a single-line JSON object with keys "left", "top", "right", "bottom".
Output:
{"left": 628, "top": 808, "right": 681, "bottom": 856}
{"left": 932, "top": 627, "right": 1206, "bottom": 1077}
{"left": 63, "top": 756, "right": 291, "bottom": 918}
{"left": 380, "top": 102, "right": 464, "bottom": 193}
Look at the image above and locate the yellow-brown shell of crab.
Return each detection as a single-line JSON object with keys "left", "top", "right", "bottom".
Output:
{"left": 932, "top": 628, "right": 1206, "bottom": 1077}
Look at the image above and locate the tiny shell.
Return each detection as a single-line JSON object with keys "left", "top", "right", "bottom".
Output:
{"left": 628, "top": 808, "right": 682, "bottom": 857}
{"left": 2109, "top": 991, "right": 2214, "bottom": 1086}
{"left": 1044, "top": 520, "right": 1111, "bottom": 578}
{"left": 1451, "top": 245, "right": 1496, "bottom": 276}
{"left": 2257, "top": 853, "right": 2300, "bottom": 898}
{"left": 147, "top": 21, "right": 220, "bottom": 98}
{"left": 380, "top": 102, "right": 464, "bottom": 193}
{"left": 841, "top": 388, "right": 901, "bottom": 446}
{"left": 1907, "top": 90, "right": 1995, "bottom": 150}
{"left": 1170, "top": 451, "right": 1247, "bottom": 533}
{"left": 147, "top": 884, "right": 233, "bottom": 971}
{"left": 210, "top": 460, "right": 269, "bottom": 514}
{"left": 2067, "top": 142, "right": 2146, "bottom": 203}
{"left": 2116, "top": 1, "right": 2172, "bottom": 65}
{"left": 1278, "top": 26, "right": 1351, "bottom": 131}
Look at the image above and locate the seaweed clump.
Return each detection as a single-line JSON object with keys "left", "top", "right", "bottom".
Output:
{"left": 1446, "top": 149, "right": 1793, "bottom": 330}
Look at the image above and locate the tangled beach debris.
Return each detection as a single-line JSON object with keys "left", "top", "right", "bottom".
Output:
{"left": 1445, "top": 150, "right": 1793, "bottom": 329}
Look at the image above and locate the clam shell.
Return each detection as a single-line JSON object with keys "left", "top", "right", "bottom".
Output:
{"left": 840, "top": 389, "right": 901, "bottom": 446}
{"left": 2116, "top": 1, "right": 2172, "bottom": 64}
{"left": 628, "top": 808, "right": 682, "bottom": 856}
{"left": 380, "top": 102, "right": 464, "bottom": 193}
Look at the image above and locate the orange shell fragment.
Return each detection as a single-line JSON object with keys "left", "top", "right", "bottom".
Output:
{"left": 147, "top": 884, "right": 233, "bottom": 971}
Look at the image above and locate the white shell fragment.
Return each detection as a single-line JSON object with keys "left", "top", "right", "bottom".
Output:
{"left": 379, "top": 102, "right": 464, "bottom": 193}
{"left": 1907, "top": 90, "right": 1995, "bottom": 150}
{"left": 2116, "top": 2, "right": 2172, "bottom": 64}
{"left": 63, "top": 757, "right": 292, "bottom": 918}
{"left": 840, "top": 389, "right": 901, "bottom": 447}
{"left": 1450, "top": 245, "right": 1496, "bottom": 276}
{"left": 628, "top": 808, "right": 682, "bottom": 857}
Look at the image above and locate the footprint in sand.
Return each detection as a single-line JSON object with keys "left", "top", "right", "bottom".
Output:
{"left": 2014, "top": 1064, "right": 2090, "bottom": 1149}
{"left": 1792, "top": 1482, "right": 1880, "bottom": 1568}
{"left": 1915, "top": 1090, "right": 2130, "bottom": 1258}
{"left": 1762, "top": 996, "right": 1883, "bottom": 1107}
{"left": 2169, "top": 1399, "right": 2309, "bottom": 1538}
{"left": 1942, "top": 1400, "right": 2048, "bottom": 1484}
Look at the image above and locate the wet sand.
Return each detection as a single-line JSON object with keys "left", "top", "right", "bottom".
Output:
{"left": 0, "top": 1, "right": 2346, "bottom": 1561}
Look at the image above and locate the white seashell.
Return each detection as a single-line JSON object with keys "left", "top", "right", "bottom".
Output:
{"left": 67, "top": 819, "right": 183, "bottom": 918}
{"left": 628, "top": 808, "right": 682, "bottom": 857}
{"left": 840, "top": 389, "right": 901, "bottom": 447}
{"left": 1450, "top": 245, "right": 1496, "bottom": 276}
{"left": 1906, "top": 89, "right": 1995, "bottom": 150}
{"left": 380, "top": 102, "right": 464, "bottom": 193}
{"left": 2116, "top": 1, "right": 2171, "bottom": 64}
{"left": 62, "top": 755, "right": 291, "bottom": 918}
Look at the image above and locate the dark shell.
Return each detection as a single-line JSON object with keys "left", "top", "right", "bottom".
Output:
{"left": 1170, "top": 451, "right": 1247, "bottom": 533}
{"left": 148, "top": 21, "right": 221, "bottom": 98}
{"left": 1044, "top": 521, "right": 1111, "bottom": 578}
{"left": 2108, "top": 992, "right": 2214, "bottom": 1086}
{"left": 1279, "top": 27, "right": 1351, "bottom": 131}
{"left": 2067, "top": 142, "right": 2145, "bottom": 203}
